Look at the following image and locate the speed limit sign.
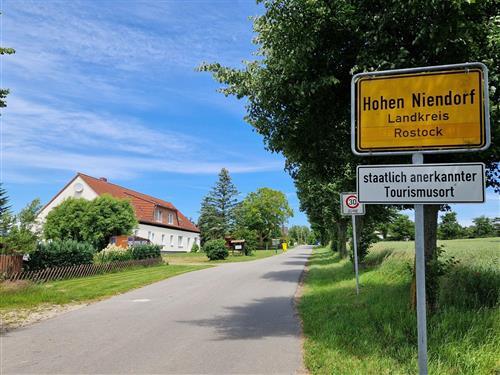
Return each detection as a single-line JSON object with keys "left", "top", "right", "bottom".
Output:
{"left": 340, "top": 192, "right": 365, "bottom": 216}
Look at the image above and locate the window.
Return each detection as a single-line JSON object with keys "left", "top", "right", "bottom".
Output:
{"left": 161, "top": 234, "right": 165, "bottom": 244}
{"left": 168, "top": 213, "right": 174, "bottom": 225}
{"left": 154, "top": 208, "right": 163, "bottom": 222}
{"left": 147, "top": 231, "right": 151, "bottom": 240}
{"left": 187, "top": 238, "right": 191, "bottom": 249}
{"left": 170, "top": 235, "right": 174, "bottom": 246}
{"left": 178, "top": 236, "right": 183, "bottom": 247}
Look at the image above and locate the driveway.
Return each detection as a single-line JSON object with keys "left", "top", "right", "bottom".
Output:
{"left": 1, "top": 245, "right": 312, "bottom": 374}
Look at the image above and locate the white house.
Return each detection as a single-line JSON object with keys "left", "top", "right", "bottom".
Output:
{"left": 38, "top": 173, "right": 200, "bottom": 252}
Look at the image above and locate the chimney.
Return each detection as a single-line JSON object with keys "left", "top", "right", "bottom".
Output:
{"left": 99, "top": 177, "right": 108, "bottom": 182}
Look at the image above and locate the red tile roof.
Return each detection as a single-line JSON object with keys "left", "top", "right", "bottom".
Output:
{"left": 78, "top": 173, "right": 200, "bottom": 233}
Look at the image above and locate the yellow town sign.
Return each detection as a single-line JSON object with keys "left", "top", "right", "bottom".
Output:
{"left": 351, "top": 63, "right": 489, "bottom": 154}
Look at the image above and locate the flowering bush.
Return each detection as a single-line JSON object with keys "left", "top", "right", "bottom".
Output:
{"left": 95, "top": 243, "right": 133, "bottom": 263}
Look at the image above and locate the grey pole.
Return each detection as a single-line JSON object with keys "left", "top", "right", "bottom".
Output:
{"left": 351, "top": 215, "right": 360, "bottom": 295}
{"left": 413, "top": 152, "right": 428, "bottom": 375}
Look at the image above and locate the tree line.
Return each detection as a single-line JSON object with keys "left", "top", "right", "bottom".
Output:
{"left": 200, "top": 0, "right": 498, "bottom": 311}
{"left": 197, "top": 168, "right": 293, "bottom": 250}
{"left": 379, "top": 212, "right": 499, "bottom": 241}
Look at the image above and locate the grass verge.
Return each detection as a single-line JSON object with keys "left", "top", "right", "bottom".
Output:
{"left": 164, "top": 249, "right": 280, "bottom": 264}
{"left": 299, "top": 238, "right": 499, "bottom": 374}
{"left": 0, "top": 263, "right": 208, "bottom": 311}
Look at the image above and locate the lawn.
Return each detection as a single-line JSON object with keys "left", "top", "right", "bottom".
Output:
{"left": 164, "top": 249, "right": 280, "bottom": 264}
{"left": 0, "top": 263, "right": 207, "bottom": 311}
{"left": 299, "top": 237, "right": 499, "bottom": 374}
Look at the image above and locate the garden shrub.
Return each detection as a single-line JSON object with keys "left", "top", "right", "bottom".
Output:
{"left": 94, "top": 244, "right": 133, "bottom": 263}
{"left": 130, "top": 244, "right": 161, "bottom": 259}
{"left": 26, "top": 239, "right": 95, "bottom": 270}
{"left": 190, "top": 243, "right": 200, "bottom": 253}
{"left": 203, "top": 239, "right": 228, "bottom": 260}
{"left": 440, "top": 265, "right": 499, "bottom": 309}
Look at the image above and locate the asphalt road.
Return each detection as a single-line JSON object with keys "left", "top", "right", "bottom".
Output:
{"left": 1, "top": 245, "right": 312, "bottom": 374}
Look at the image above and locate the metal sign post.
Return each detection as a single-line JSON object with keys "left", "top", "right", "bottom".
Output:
{"left": 412, "top": 153, "right": 428, "bottom": 375}
{"left": 351, "top": 215, "right": 360, "bottom": 295}
{"left": 340, "top": 192, "right": 365, "bottom": 295}
{"left": 351, "top": 62, "right": 490, "bottom": 375}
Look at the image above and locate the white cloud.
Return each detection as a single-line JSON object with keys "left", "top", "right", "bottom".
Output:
{"left": 3, "top": 97, "right": 194, "bottom": 155}
{"left": 2, "top": 96, "right": 283, "bottom": 182}
{"left": 4, "top": 146, "right": 283, "bottom": 181}
{"left": 4, "top": 0, "right": 254, "bottom": 71}
{"left": 1, "top": 0, "right": 278, "bottom": 185}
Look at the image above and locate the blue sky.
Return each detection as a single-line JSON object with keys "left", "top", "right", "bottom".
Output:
{"left": 1, "top": 0, "right": 498, "bottom": 227}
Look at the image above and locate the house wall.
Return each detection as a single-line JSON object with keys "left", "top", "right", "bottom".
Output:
{"left": 37, "top": 176, "right": 200, "bottom": 253}
{"left": 38, "top": 176, "right": 99, "bottom": 222}
{"left": 136, "top": 223, "right": 200, "bottom": 252}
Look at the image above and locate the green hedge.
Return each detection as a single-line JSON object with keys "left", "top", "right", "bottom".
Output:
{"left": 130, "top": 244, "right": 161, "bottom": 259}
{"left": 25, "top": 240, "right": 95, "bottom": 270}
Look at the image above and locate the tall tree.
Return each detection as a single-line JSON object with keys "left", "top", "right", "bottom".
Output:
{"left": 289, "top": 225, "right": 311, "bottom": 245}
{"left": 44, "top": 195, "right": 138, "bottom": 250}
{"left": 197, "top": 196, "right": 224, "bottom": 243}
{"left": 389, "top": 214, "right": 415, "bottom": 241}
{"left": 198, "top": 168, "right": 239, "bottom": 241}
{"left": 43, "top": 198, "right": 90, "bottom": 242}
{"left": 470, "top": 216, "right": 496, "bottom": 238}
{"left": 201, "top": 0, "right": 499, "bottom": 308}
{"left": 2, "top": 199, "right": 42, "bottom": 254}
{"left": 236, "top": 187, "right": 293, "bottom": 247}
{"left": 0, "top": 183, "right": 10, "bottom": 215}
{"left": 0, "top": 184, "right": 12, "bottom": 238}
{"left": 438, "top": 212, "right": 464, "bottom": 240}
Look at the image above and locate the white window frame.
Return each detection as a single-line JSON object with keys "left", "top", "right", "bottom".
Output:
{"left": 155, "top": 208, "right": 163, "bottom": 223}
{"left": 168, "top": 213, "right": 174, "bottom": 225}
{"left": 170, "top": 235, "right": 174, "bottom": 247}
{"left": 178, "top": 236, "right": 183, "bottom": 248}
{"left": 161, "top": 234, "right": 165, "bottom": 244}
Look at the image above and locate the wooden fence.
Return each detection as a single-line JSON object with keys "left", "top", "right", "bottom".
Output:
{"left": 6, "top": 257, "right": 163, "bottom": 283}
{"left": 0, "top": 254, "right": 23, "bottom": 276}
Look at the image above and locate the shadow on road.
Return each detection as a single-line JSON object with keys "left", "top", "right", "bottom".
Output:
{"left": 177, "top": 296, "right": 299, "bottom": 340}
{"left": 261, "top": 269, "right": 303, "bottom": 283}
{"left": 282, "top": 261, "right": 308, "bottom": 266}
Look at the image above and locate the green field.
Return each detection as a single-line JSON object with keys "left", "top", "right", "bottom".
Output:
{"left": 299, "top": 238, "right": 499, "bottom": 374}
{"left": 164, "top": 249, "right": 280, "bottom": 264}
{"left": 0, "top": 263, "right": 207, "bottom": 311}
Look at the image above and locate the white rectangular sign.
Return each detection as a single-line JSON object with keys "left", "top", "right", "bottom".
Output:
{"left": 357, "top": 163, "right": 485, "bottom": 204}
{"left": 340, "top": 192, "right": 365, "bottom": 215}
